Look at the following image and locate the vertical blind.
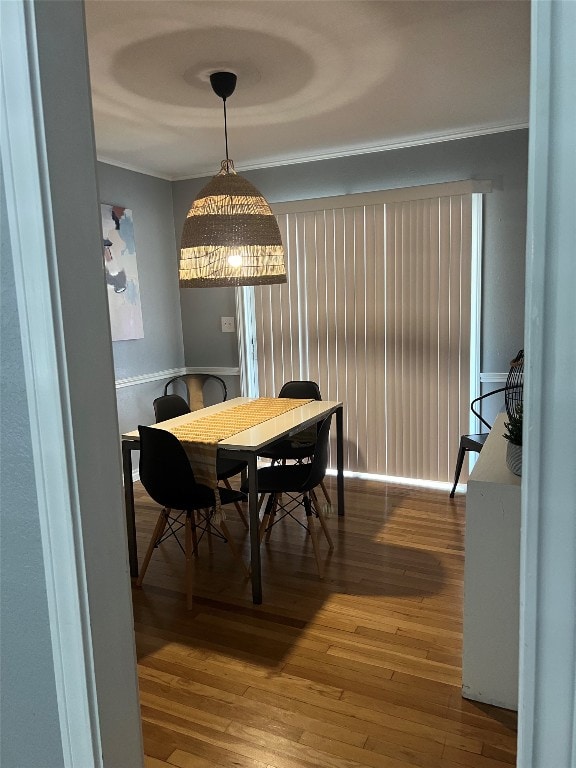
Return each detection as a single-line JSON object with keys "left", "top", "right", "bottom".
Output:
{"left": 252, "top": 188, "right": 478, "bottom": 483}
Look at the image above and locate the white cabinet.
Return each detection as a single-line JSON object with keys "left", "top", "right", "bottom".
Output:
{"left": 462, "top": 412, "right": 521, "bottom": 711}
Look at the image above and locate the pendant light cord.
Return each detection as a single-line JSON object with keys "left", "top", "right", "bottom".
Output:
{"left": 223, "top": 98, "right": 230, "bottom": 166}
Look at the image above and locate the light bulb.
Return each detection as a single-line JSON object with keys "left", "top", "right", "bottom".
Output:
{"left": 227, "top": 254, "right": 243, "bottom": 267}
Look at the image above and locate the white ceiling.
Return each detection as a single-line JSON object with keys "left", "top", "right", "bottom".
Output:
{"left": 85, "top": 0, "right": 530, "bottom": 181}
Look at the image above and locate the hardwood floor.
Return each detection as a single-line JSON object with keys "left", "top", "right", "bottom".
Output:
{"left": 132, "top": 476, "right": 517, "bottom": 768}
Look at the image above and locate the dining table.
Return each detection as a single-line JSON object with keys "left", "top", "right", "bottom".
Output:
{"left": 121, "top": 396, "right": 344, "bottom": 604}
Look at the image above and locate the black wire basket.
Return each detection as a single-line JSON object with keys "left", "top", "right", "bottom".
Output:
{"left": 505, "top": 349, "right": 524, "bottom": 419}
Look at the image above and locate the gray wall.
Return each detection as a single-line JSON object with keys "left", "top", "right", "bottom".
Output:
{"left": 172, "top": 129, "right": 528, "bottom": 376}
{"left": 97, "top": 161, "right": 242, "bottom": 437}
{"left": 97, "top": 162, "right": 184, "bottom": 432}
{"left": 172, "top": 184, "right": 241, "bottom": 369}
{"left": 1, "top": 166, "right": 64, "bottom": 768}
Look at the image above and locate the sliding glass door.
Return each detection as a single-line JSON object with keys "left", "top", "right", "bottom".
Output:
{"left": 239, "top": 182, "right": 484, "bottom": 484}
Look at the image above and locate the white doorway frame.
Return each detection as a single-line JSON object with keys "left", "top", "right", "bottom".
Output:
{"left": 1, "top": 2, "right": 143, "bottom": 765}
{"left": 518, "top": 1, "right": 576, "bottom": 765}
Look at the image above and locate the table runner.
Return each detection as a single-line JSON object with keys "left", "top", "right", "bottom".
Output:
{"left": 164, "top": 397, "right": 312, "bottom": 518}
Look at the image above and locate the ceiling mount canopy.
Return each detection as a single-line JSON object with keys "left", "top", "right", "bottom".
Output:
{"left": 179, "top": 70, "right": 287, "bottom": 288}
{"left": 209, "top": 71, "right": 237, "bottom": 100}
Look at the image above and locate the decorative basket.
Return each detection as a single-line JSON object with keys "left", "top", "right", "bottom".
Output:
{"left": 506, "top": 442, "right": 522, "bottom": 476}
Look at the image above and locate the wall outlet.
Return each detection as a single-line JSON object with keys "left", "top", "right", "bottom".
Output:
{"left": 221, "top": 316, "right": 235, "bottom": 333}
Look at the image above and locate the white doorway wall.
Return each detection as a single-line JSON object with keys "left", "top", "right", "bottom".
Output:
{"left": 518, "top": 1, "right": 576, "bottom": 765}
{"left": 1, "top": 1, "right": 143, "bottom": 765}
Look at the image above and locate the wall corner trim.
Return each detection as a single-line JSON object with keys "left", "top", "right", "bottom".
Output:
{"left": 479, "top": 372, "right": 509, "bottom": 383}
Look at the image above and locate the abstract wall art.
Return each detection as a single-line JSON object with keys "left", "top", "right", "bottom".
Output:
{"left": 101, "top": 204, "right": 144, "bottom": 341}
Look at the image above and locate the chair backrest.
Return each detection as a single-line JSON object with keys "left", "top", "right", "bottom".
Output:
{"left": 299, "top": 415, "right": 332, "bottom": 492}
{"left": 470, "top": 388, "right": 506, "bottom": 431}
{"left": 138, "top": 425, "right": 198, "bottom": 510}
{"left": 153, "top": 394, "right": 191, "bottom": 423}
{"left": 278, "top": 380, "right": 322, "bottom": 401}
{"left": 470, "top": 350, "right": 524, "bottom": 431}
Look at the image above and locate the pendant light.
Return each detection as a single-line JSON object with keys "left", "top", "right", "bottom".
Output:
{"left": 179, "top": 71, "right": 287, "bottom": 287}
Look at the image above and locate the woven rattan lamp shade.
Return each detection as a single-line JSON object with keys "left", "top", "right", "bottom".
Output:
{"left": 179, "top": 162, "right": 287, "bottom": 287}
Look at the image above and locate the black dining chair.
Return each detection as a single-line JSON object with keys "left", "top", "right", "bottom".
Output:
{"left": 449, "top": 406, "right": 493, "bottom": 498}
{"left": 152, "top": 393, "right": 248, "bottom": 528}
{"left": 244, "top": 415, "right": 334, "bottom": 578}
{"left": 152, "top": 393, "right": 190, "bottom": 422}
{"left": 136, "top": 425, "right": 248, "bottom": 608}
{"left": 259, "top": 380, "right": 332, "bottom": 507}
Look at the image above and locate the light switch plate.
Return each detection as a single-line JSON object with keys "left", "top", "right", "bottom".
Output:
{"left": 221, "top": 316, "right": 235, "bottom": 333}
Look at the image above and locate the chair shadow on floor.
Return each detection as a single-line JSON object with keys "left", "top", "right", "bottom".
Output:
{"left": 133, "top": 478, "right": 454, "bottom": 670}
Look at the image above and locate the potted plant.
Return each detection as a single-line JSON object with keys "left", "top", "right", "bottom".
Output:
{"left": 503, "top": 403, "right": 523, "bottom": 476}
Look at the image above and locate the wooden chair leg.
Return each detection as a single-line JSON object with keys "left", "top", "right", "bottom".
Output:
{"left": 258, "top": 493, "right": 266, "bottom": 512}
{"left": 219, "top": 519, "right": 250, "bottom": 577}
{"left": 185, "top": 512, "right": 194, "bottom": 610}
{"left": 320, "top": 479, "right": 332, "bottom": 506}
{"left": 222, "top": 478, "right": 249, "bottom": 529}
{"left": 259, "top": 494, "right": 275, "bottom": 543}
{"left": 205, "top": 508, "right": 214, "bottom": 552}
{"left": 311, "top": 489, "right": 334, "bottom": 550}
{"left": 233, "top": 499, "right": 249, "bottom": 529}
{"left": 136, "top": 508, "right": 168, "bottom": 587}
{"left": 304, "top": 494, "right": 324, "bottom": 579}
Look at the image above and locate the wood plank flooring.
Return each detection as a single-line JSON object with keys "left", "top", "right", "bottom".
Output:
{"left": 131, "top": 476, "right": 517, "bottom": 768}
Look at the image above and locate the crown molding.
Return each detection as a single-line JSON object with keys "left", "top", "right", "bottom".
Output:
{"left": 96, "top": 155, "right": 173, "bottom": 181}
{"left": 171, "top": 123, "right": 529, "bottom": 181}
{"left": 99, "top": 123, "right": 529, "bottom": 183}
